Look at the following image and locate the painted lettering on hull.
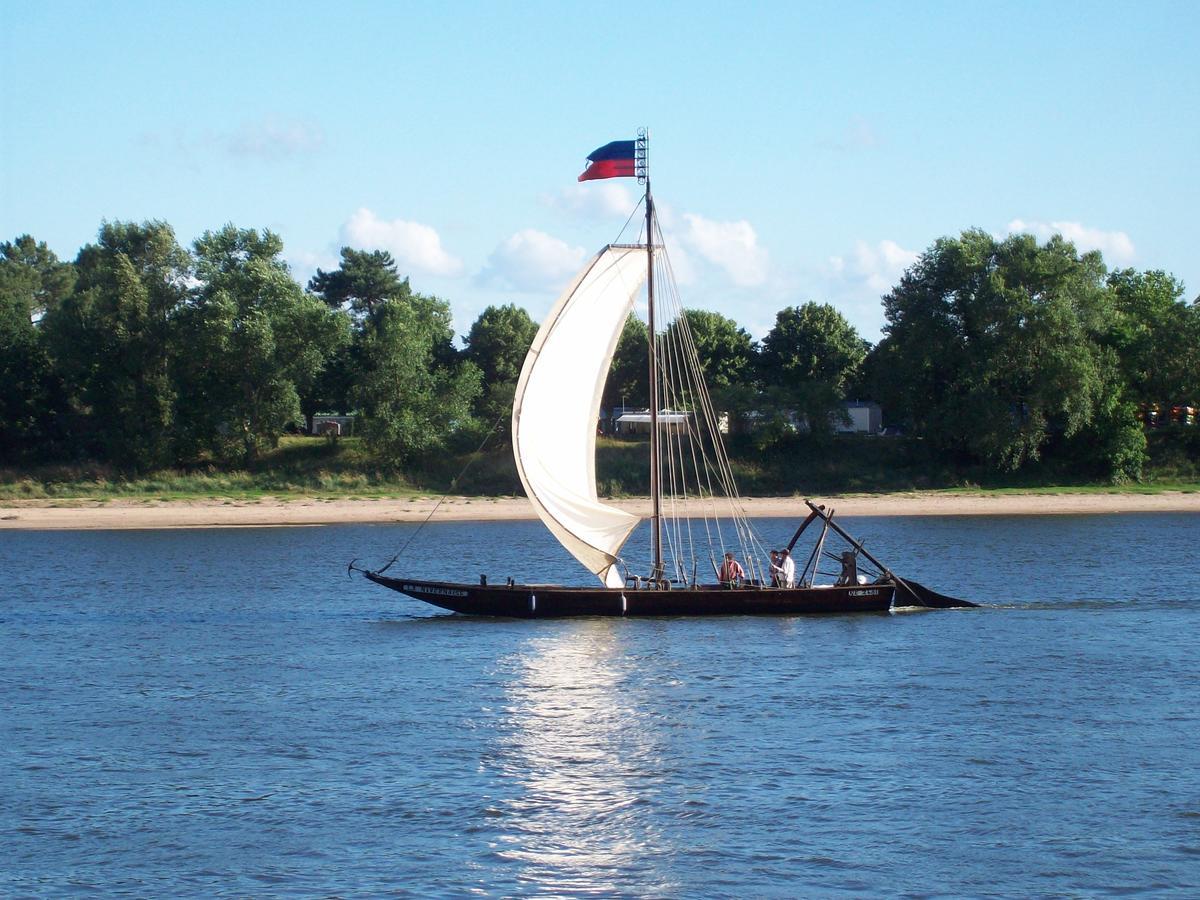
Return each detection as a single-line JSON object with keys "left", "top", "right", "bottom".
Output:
{"left": 404, "top": 584, "right": 469, "bottom": 598}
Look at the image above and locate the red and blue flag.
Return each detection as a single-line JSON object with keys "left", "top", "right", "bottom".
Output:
{"left": 578, "top": 140, "right": 636, "bottom": 181}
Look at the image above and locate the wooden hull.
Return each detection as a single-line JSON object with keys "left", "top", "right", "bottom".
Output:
{"left": 365, "top": 573, "right": 897, "bottom": 617}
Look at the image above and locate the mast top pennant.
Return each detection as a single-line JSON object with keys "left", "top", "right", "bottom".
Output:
{"left": 578, "top": 130, "right": 648, "bottom": 184}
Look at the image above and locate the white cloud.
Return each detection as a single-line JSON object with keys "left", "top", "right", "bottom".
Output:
{"left": 225, "top": 116, "right": 325, "bottom": 159}
{"left": 819, "top": 238, "right": 920, "bottom": 339}
{"left": 658, "top": 237, "right": 698, "bottom": 287}
{"left": 339, "top": 208, "right": 464, "bottom": 277}
{"left": 479, "top": 229, "right": 587, "bottom": 293}
{"left": 638, "top": 201, "right": 691, "bottom": 285}
{"left": 677, "top": 213, "right": 769, "bottom": 287}
{"left": 848, "top": 239, "right": 919, "bottom": 293}
{"left": 138, "top": 118, "right": 325, "bottom": 164}
{"left": 1005, "top": 219, "right": 1136, "bottom": 265}
{"left": 545, "top": 183, "right": 637, "bottom": 219}
{"left": 286, "top": 249, "right": 339, "bottom": 288}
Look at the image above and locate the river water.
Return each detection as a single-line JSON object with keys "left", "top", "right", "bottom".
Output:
{"left": 3, "top": 513, "right": 1198, "bottom": 896}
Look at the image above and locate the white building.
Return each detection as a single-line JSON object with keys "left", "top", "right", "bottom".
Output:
{"left": 614, "top": 410, "right": 692, "bottom": 436}
{"left": 836, "top": 401, "right": 882, "bottom": 434}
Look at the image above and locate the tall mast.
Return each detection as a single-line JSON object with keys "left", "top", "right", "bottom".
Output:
{"left": 638, "top": 130, "right": 663, "bottom": 581}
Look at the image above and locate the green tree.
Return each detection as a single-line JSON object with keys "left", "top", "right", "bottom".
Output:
{"left": 876, "top": 229, "right": 1142, "bottom": 479}
{"left": 1, "top": 235, "right": 76, "bottom": 317}
{"left": 604, "top": 314, "right": 649, "bottom": 410}
{"left": 758, "top": 302, "right": 868, "bottom": 436}
{"left": 1106, "top": 268, "right": 1199, "bottom": 406}
{"left": 462, "top": 304, "right": 538, "bottom": 439}
{"left": 0, "top": 236, "right": 76, "bottom": 460}
{"left": 302, "top": 341, "right": 357, "bottom": 421}
{"left": 1183, "top": 301, "right": 1200, "bottom": 404}
{"left": 41, "top": 221, "right": 190, "bottom": 470}
{"left": 175, "top": 226, "right": 350, "bottom": 464}
{"left": 309, "top": 248, "right": 409, "bottom": 320}
{"left": 662, "top": 308, "right": 757, "bottom": 423}
{"left": 354, "top": 291, "right": 482, "bottom": 463}
{"left": 306, "top": 248, "right": 417, "bottom": 421}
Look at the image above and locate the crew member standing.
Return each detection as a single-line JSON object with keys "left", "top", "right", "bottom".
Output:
{"left": 777, "top": 548, "right": 796, "bottom": 588}
{"left": 768, "top": 550, "right": 782, "bottom": 586}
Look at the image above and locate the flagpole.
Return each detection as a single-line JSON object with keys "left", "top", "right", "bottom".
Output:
{"left": 638, "top": 130, "right": 663, "bottom": 583}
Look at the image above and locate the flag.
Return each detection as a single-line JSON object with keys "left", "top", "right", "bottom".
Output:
{"left": 578, "top": 140, "right": 637, "bottom": 181}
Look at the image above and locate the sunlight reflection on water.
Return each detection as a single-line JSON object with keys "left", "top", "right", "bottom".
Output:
{"left": 491, "top": 624, "right": 674, "bottom": 895}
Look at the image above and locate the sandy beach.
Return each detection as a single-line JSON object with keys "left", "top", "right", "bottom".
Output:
{"left": 0, "top": 491, "right": 1196, "bottom": 530}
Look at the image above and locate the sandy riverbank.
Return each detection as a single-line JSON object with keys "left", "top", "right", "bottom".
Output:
{"left": 0, "top": 491, "right": 1196, "bottom": 530}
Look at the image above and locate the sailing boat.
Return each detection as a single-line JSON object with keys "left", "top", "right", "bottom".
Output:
{"left": 360, "top": 133, "right": 976, "bottom": 616}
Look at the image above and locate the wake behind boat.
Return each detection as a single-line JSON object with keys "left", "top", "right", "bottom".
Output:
{"left": 357, "top": 132, "right": 977, "bottom": 616}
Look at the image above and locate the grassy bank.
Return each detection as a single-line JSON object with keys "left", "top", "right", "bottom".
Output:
{"left": 0, "top": 437, "right": 420, "bottom": 501}
{"left": 3, "top": 431, "right": 1198, "bottom": 502}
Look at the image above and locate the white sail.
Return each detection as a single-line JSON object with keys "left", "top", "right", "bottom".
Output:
{"left": 512, "top": 245, "right": 648, "bottom": 587}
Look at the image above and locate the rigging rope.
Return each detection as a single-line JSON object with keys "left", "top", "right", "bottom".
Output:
{"left": 374, "top": 408, "right": 509, "bottom": 575}
{"left": 642, "top": 211, "right": 772, "bottom": 585}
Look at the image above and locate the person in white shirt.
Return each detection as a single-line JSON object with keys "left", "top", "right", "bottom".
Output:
{"left": 777, "top": 548, "right": 796, "bottom": 588}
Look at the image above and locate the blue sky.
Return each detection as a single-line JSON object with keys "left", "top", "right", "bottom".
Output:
{"left": 3, "top": 1, "right": 1197, "bottom": 341}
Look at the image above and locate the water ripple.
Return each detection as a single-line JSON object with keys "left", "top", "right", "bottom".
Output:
{"left": 2, "top": 516, "right": 1199, "bottom": 895}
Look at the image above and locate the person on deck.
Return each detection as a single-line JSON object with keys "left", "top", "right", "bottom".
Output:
{"left": 718, "top": 552, "right": 745, "bottom": 587}
{"left": 776, "top": 548, "right": 796, "bottom": 588}
{"left": 836, "top": 550, "right": 859, "bottom": 586}
{"left": 768, "top": 550, "right": 781, "bottom": 586}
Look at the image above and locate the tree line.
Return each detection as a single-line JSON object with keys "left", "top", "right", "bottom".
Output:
{"left": 2, "top": 221, "right": 1197, "bottom": 482}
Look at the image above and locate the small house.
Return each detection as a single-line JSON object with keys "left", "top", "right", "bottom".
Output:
{"left": 836, "top": 401, "right": 882, "bottom": 435}
{"left": 614, "top": 410, "right": 692, "bottom": 436}
{"left": 312, "top": 415, "right": 355, "bottom": 437}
